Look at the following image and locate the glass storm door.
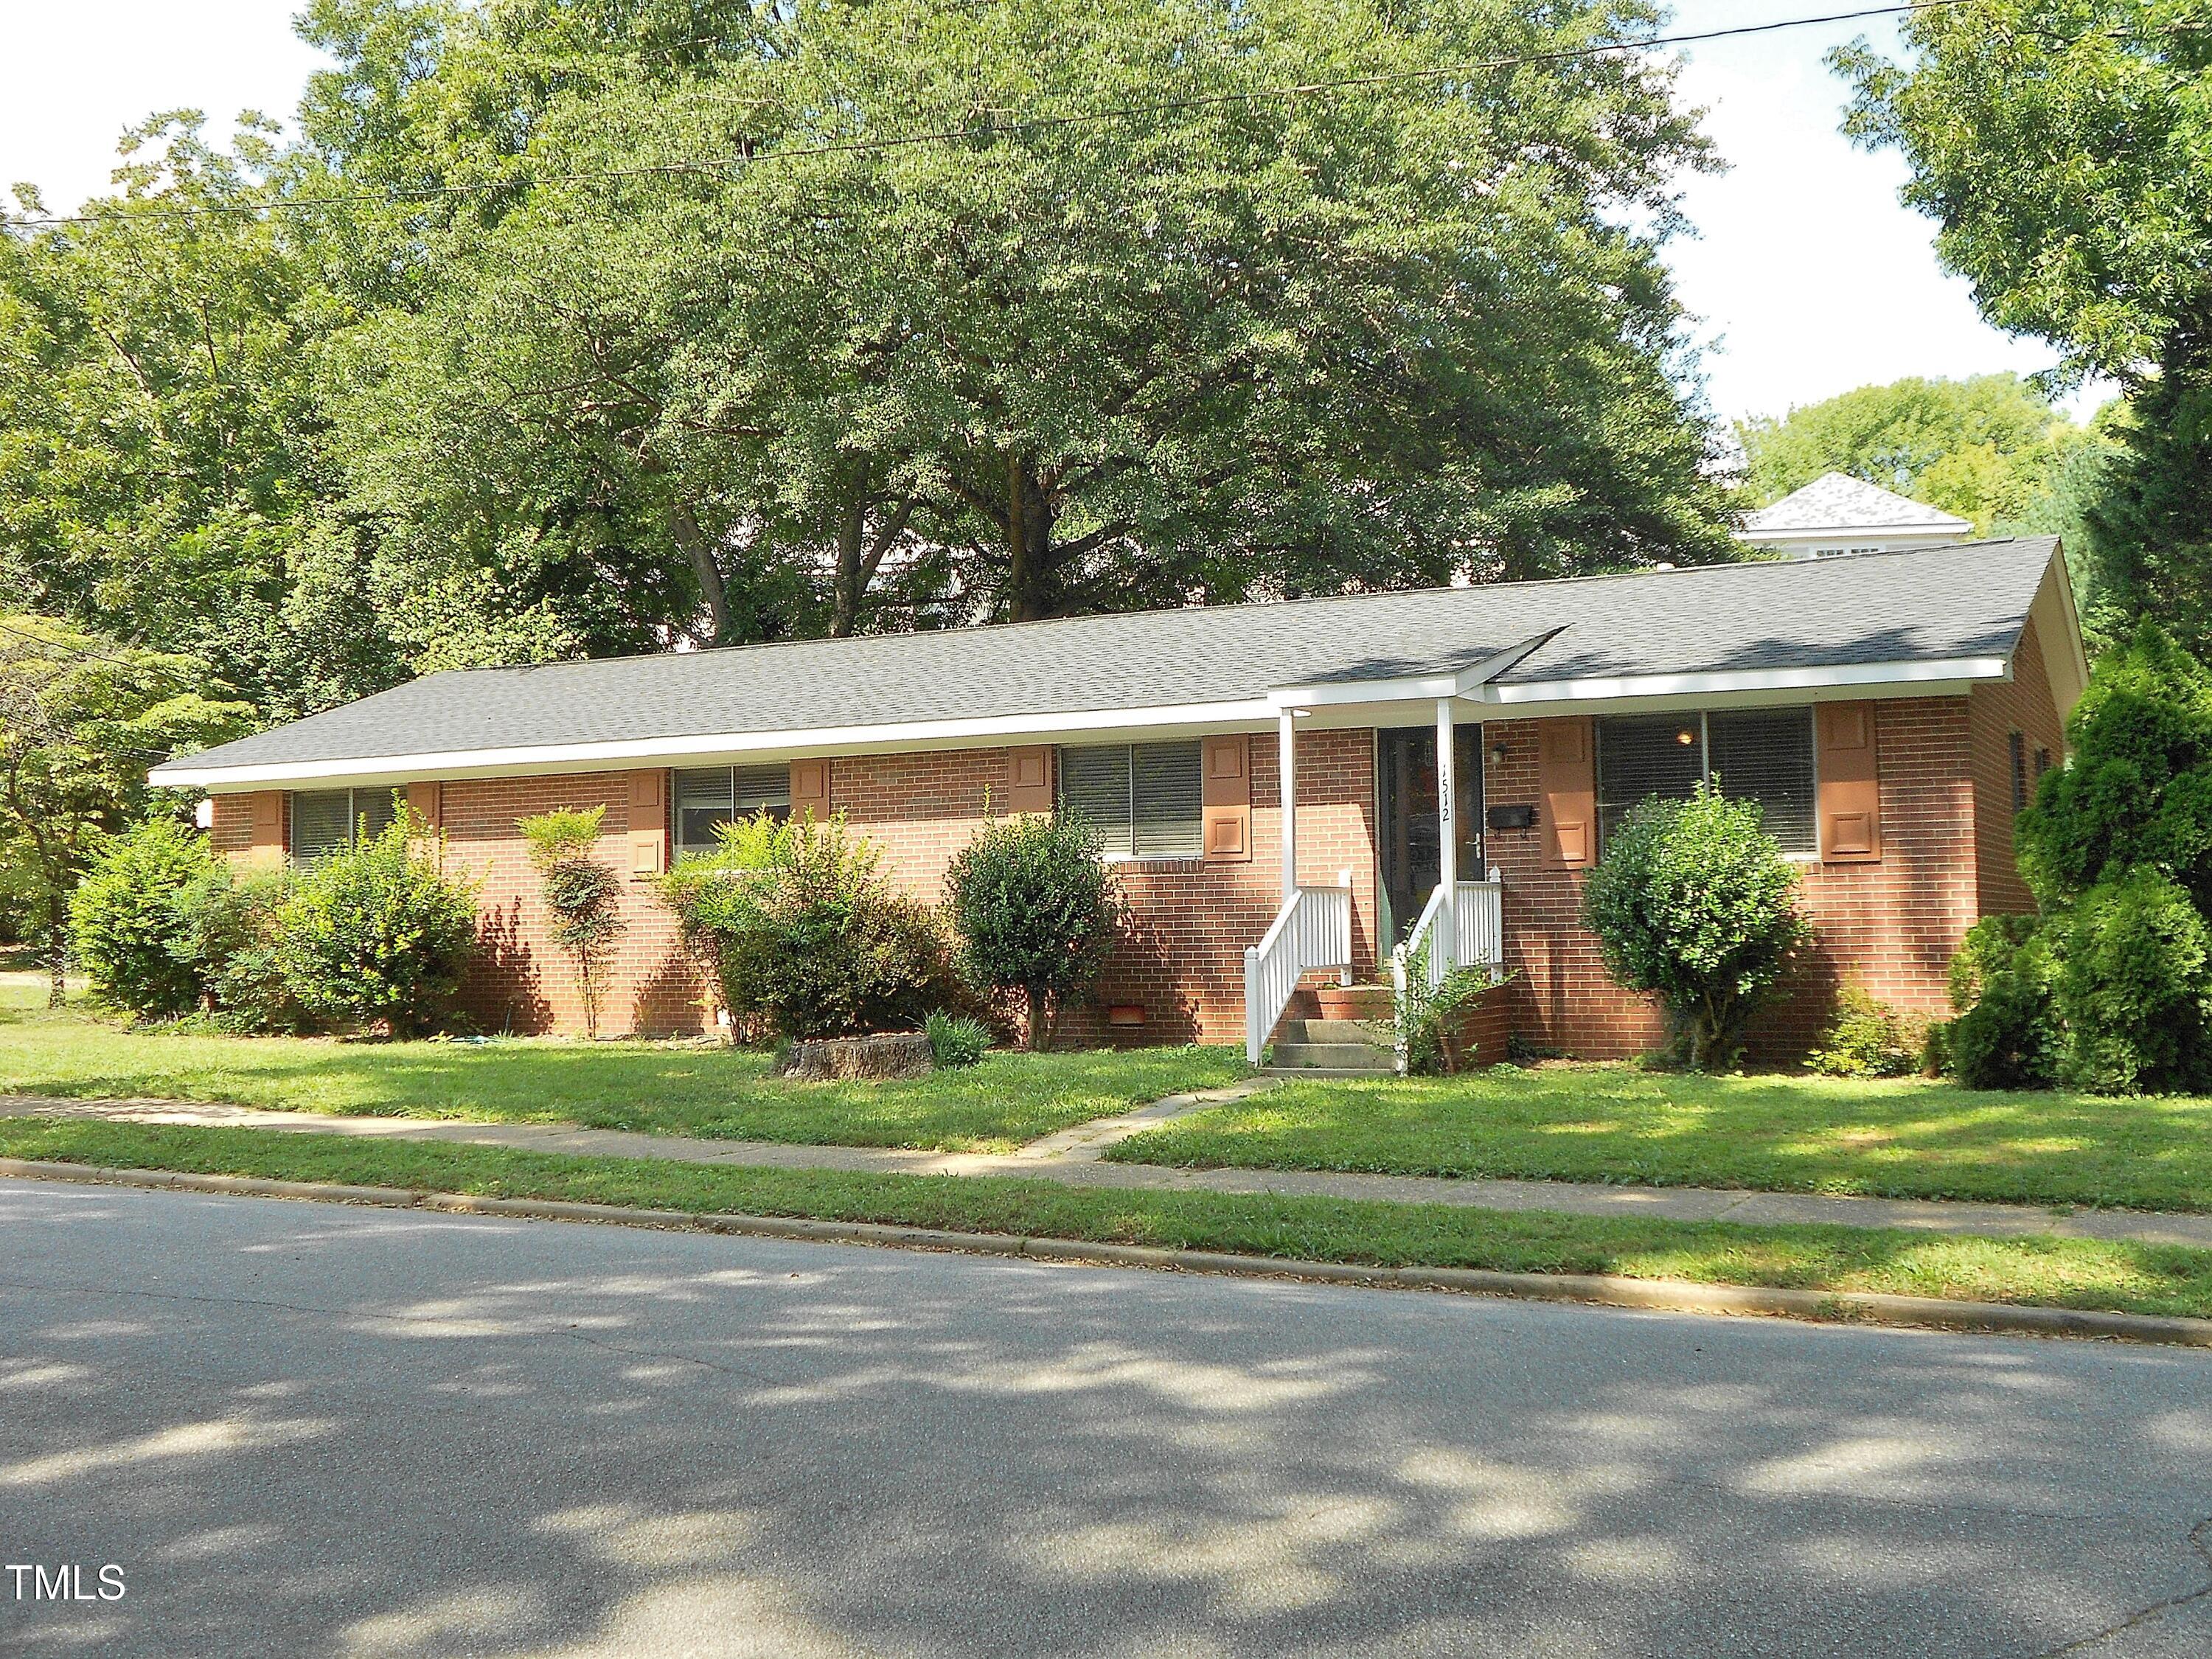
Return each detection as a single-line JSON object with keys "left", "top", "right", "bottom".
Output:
{"left": 1377, "top": 726, "right": 1484, "bottom": 947}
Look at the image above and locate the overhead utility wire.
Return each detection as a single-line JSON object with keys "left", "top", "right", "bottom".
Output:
{"left": 7, "top": 0, "right": 1979, "bottom": 232}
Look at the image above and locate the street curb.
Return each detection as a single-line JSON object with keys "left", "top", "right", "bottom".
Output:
{"left": 7, "top": 1156, "right": 2212, "bottom": 1348}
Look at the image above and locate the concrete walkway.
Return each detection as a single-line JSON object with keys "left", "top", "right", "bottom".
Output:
{"left": 7, "top": 1089, "right": 2212, "bottom": 1249}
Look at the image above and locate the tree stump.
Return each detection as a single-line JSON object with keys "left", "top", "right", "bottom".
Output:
{"left": 780, "top": 1033, "right": 933, "bottom": 1081}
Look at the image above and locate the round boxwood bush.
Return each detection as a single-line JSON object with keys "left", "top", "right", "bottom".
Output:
{"left": 944, "top": 811, "right": 1121, "bottom": 1051}
{"left": 1579, "top": 783, "right": 1807, "bottom": 1070}
{"left": 2056, "top": 869, "right": 2212, "bottom": 1094}
{"left": 1945, "top": 915, "right": 2062, "bottom": 1091}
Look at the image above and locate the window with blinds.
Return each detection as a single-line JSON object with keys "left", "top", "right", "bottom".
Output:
{"left": 1709, "top": 709, "right": 1816, "bottom": 854}
{"left": 1596, "top": 708, "right": 1817, "bottom": 856}
{"left": 1059, "top": 741, "right": 1203, "bottom": 859}
{"left": 675, "top": 765, "right": 791, "bottom": 857}
{"left": 1596, "top": 715, "right": 1705, "bottom": 849}
{"left": 288, "top": 787, "right": 399, "bottom": 865}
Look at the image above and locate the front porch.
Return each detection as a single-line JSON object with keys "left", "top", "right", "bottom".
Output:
{"left": 1243, "top": 700, "right": 1506, "bottom": 1066}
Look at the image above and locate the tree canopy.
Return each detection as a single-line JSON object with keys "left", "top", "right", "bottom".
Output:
{"left": 1834, "top": 1, "right": 2212, "bottom": 650}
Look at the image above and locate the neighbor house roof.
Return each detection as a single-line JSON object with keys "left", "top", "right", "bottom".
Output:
{"left": 1740, "top": 472, "right": 1972, "bottom": 539}
{"left": 152, "top": 537, "right": 2076, "bottom": 790}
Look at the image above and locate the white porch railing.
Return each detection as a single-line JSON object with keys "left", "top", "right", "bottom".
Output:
{"left": 1243, "top": 873, "right": 1354, "bottom": 1064}
{"left": 1390, "top": 871, "right": 1506, "bottom": 1073}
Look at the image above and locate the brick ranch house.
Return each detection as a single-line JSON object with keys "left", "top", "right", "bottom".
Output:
{"left": 150, "top": 537, "right": 2084, "bottom": 1062}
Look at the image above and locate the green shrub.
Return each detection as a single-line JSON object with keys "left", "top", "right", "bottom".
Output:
{"left": 168, "top": 863, "right": 313, "bottom": 1033}
{"left": 1579, "top": 784, "right": 1808, "bottom": 1070}
{"left": 70, "top": 818, "right": 216, "bottom": 1018}
{"left": 1807, "top": 985, "right": 1925, "bottom": 1078}
{"left": 1946, "top": 916, "right": 2062, "bottom": 1090}
{"left": 518, "top": 805, "right": 626, "bottom": 1037}
{"left": 925, "top": 1009, "right": 992, "bottom": 1068}
{"left": 943, "top": 811, "right": 1121, "bottom": 1051}
{"left": 274, "top": 813, "right": 479, "bottom": 1037}
{"left": 669, "top": 813, "right": 950, "bottom": 1041}
{"left": 1398, "top": 964, "right": 1501, "bottom": 1077}
{"left": 2016, "top": 620, "right": 2212, "bottom": 913}
{"left": 2055, "top": 869, "right": 2212, "bottom": 1093}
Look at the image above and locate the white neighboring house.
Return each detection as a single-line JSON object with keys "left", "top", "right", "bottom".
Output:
{"left": 1737, "top": 471, "right": 1973, "bottom": 560}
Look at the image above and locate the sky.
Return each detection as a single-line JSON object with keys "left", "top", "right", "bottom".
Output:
{"left": 0, "top": 0, "right": 2098, "bottom": 430}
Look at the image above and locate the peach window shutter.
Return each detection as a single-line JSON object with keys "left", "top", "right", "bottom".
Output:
{"left": 406, "top": 782, "right": 442, "bottom": 832}
{"left": 1816, "top": 702, "right": 1882, "bottom": 862}
{"left": 1004, "top": 745, "right": 1054, "bottom": 814}
{"left": 627, "top": 768, "right": 669, "bottom": 879}
{"left": 1537, "top": 717, "right": 1596, "bottom": 869}
{"left": 247, "top": 791, "right": 286, "bottom": 864}
{"left": 1200, "top": 734, "right": 1252, "bottom": 861}
{"left": 790, "top": 758, "right": 832, "bottom": 824}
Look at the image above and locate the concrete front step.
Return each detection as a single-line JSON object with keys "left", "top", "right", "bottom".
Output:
{"left": 1281, "top": 1018, "right": 1394, "bottom": 1045}
{"left": 1268, "top": 1040, "right": 1396, "bottom": 1073}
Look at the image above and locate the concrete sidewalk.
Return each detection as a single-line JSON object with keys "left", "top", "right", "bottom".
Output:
{"left": 6, "top": 1089, "right": 2211, "bottom": 1249}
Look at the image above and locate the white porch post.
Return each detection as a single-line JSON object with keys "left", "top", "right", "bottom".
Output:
{"left": 1435, "top": 697, "right": 1457, "bottom": 974}
{"left": 1278, "top": 709, "right": 1298, "bottom": 899}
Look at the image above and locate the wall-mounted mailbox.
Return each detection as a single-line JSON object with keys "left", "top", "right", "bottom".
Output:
{"left": 1487, "top": 804, "right": 1537, "bottom": 831}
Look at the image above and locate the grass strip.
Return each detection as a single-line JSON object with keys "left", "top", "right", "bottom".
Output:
{"left": 8, "top": 1119, "right": 2212, "bottom": 1323}
{"left": 1110, "top": 1068, "right": 2212, "bottom": 1213}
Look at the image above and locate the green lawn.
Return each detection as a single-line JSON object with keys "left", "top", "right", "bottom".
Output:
{"left": 0, "top": 989, "right": 1244, "bottom": 1154}
{"left": 6, "top": 1117, "right": 2211, "bottom": 1322}
{"left": 1109, "top": 1065, "right": 2212, "bottom": 1213}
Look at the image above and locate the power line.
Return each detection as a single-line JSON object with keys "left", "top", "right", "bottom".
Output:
{"left": 5, "top": 0, "right": 1978, "bottom": 232}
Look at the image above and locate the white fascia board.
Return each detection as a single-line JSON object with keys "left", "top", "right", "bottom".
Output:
{"left": 151, "top": 697, "right": 1280, "bottom": 793}
{"left": 1469, "top": 655, "right": 2013, "bottom": 709}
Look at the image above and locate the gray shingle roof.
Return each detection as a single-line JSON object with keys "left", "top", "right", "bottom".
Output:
{"left": 1742, "top": 472, "right": 1972, "bottom": 535}
{"left": 156, "top": 537, "right": 2059, "bottom": 779}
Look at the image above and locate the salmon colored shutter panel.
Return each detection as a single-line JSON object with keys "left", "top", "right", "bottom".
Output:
{"left": 240, "top": 791, "right": 287, "bottom": 867}
{"left": 1200, "top": 734, "right": 1251, "bottom": 861}
{"left": 790, "top": 759, "right": 832, "bottom": 823}
{"left": 1537, "top": 717, "right": 1596, "bottom": 869}
{"left": 1816, "top": 702, "right": 1882, "bottom": 862}
{"left": 406, "top": 782, "right": 442, "bottom": 832}
{"left": 1004, "top": 746, "right": 1054, "bottom": 814}
{"left": 627, "top": 768, "right": 669, "bottom": 879}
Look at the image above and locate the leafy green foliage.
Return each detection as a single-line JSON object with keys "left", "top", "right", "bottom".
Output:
{"left": 0, "top": 613, "right": 250, "bottom": 1004}
{"left": 1947, "top": 916, "right": 2062, "bottom": 1091}
{"left": 274, "top": 813, "right": 479, "bottom": 1036}
{"left": 668, "top": 813, "right": 951, "bottom": 1041}
{"left": 1835, "top": 4, "right": 2212, "bottom": 643}
{"left": 1398, "top": 965, "right": 1502, "bottom": 1077}
{"left": 2056, "top": 869, "right": 2212, "bottom": 1095}
{"left": 172, "top": 863, "right": 313, "bottom": 1034}
{"left": 925, "top": 1010, "right": 992, "bottom": 1069}
{"left": 943, "top": 813, "right": 1121, "bottom": 1051}
{"left": 1579, "top": 785, "right": 1808, "bottom": 1070}
{"left": 69, "top": 818, "right": 217, "bottom": 1018}
{"left": 2016, "top": 622, "right": 2212, "bottom": 914}
{"left": 1736, "top": 373, "right": 2114, "bottom": 539}
{"left": 518, "top": 805, "right": 625, "bottom": 1036}
{"left": 1806, "top": 985, "right": 1926, "bottom": 1079}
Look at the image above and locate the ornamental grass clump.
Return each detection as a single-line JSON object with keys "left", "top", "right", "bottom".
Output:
{"left": 1579, "top": 783, "right": 1807, "bottom": 1071}
{"left": 518, "top": 806, "right": 626, "bottom": 1037}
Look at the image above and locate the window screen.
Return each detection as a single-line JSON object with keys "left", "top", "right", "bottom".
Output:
{"left": 2009, "top": 731, "right": 2028, "bottom": 812}
{"left": 675, "top": 765, "right": 790, "bottom": 857}
{"left": 288, "top": 787, "right": 399, "bottom": 865}
{"left": 1059, "top": 741, "right": 1202, "bottom": 859}
{"left": 1709, "top": 709, "right": 1816, "bottom": 855}
{"left": 1596, "top": 715, "right": 1704, "bottom": 848}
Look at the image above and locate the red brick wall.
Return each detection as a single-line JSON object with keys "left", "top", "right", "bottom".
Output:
{"left": 1967, "top": 615, "right": 2067, "bottom": 917}
{"left": 1481, "top": 698, "right": 1989, "bottom": 1062}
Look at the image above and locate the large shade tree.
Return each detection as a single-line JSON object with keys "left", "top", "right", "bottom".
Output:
{"left": 306, "top": 0, "right": 1740, "bottom": 645}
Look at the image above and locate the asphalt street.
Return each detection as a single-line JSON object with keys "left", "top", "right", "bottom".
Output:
{"left": 2, "top": 1177, "right": 2208, "bottom": 1658}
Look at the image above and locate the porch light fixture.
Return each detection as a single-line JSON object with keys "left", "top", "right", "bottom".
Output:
{"left": 1674, "top": 726, "right": 1697, "bottom": 745}
{"left": 1488, "top": 741, "right": 1508, "bottom": 767}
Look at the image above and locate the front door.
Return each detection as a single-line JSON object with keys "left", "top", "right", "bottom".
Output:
{"left": 1377, "top": 725, "right": 1484, "bottom": 947}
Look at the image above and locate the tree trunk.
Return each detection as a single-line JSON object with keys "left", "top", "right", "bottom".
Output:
{"left": 832, "top": 495, "right": 866, "bottom": 639}
{"left": 45, "top": 894, "right": 66, "bottom": 1009}
{"left": 1026, "top": 984, "right": 1050, "bottom": 1052}
{"left": 1006, "top": 456, "right": 1059, "bottom": 622}
{"left": 670, "top": 502, "right": 730, "bottom": 645}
